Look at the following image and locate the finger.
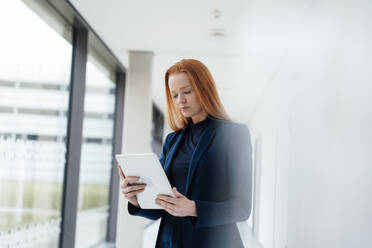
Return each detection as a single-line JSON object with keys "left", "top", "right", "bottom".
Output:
{"left": 156, "top": 195, "right": 177, "bottom": 204}
{"left": 123, "top": 176, "right": 140, "bottom": 186}
{"left": 123, "top": 188, "right": 145, "bottom": 198}
{"left": 156, "top": 199, "right": 177, "bottom": 211}
{"left": 117, "top": 164, "right": 125, "bottom": 177}
{"left": 158, "top": 193, "right": 176, "bottom": 198}
{"left": 122, "top": 184, "right": 145, "bottom": 191}
{"left": 117, "top": 165, "right": 125, "bottom": 180}
{"left": 122, "top": 184, "right": 146, "bottom": 193}
{"left": 172, "top": 187, "right": 184, "bottom": 198}
{"left": 121, "top": 182, "right": 146, "bottom": 189}
{"left": 125, "top": 189, "right": 144, "bottom": 198}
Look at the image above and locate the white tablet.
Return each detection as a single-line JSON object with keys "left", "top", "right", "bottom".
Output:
{"left": 115, "top": 153, "right": 175, "bottom": 209}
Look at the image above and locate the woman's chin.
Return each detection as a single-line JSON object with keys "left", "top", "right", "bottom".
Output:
{"left": 181, "top": 113, "right": 193, "bottom": 119}
{"left": 180, "top": 110, "right": 191, "bottom": 117}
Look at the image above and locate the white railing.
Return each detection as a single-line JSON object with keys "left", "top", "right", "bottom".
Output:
{"left": 0, "top": 206, "right": 110, "bottom": 248}
{"left": 0, "top": 137, "right": 112, "bottom": 184}
{"left": 75, "top": 206, "right": 109, "bottom": 248}
{"left": 0, "top": 218, "right": 60, "bottom": 248}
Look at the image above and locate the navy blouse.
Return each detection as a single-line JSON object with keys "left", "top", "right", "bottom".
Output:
{"left": 170, "top": 116, "right": 210, "bottom": 195}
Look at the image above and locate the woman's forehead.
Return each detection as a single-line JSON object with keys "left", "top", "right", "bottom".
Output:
{"left": 169, "top": 73, "right": 192, "bottom": 91}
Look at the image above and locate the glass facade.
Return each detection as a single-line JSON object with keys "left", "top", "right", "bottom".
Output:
{"left": 75, "top": 58, "right": 116, "bottom": 247}
{"left": 0, "top": 1, "right": 72, "bottom": 247}
{"left": 0, "top": 1, "right": 124, "bottom": 247}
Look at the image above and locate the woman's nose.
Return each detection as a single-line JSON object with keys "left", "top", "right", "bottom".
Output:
{"left": 177, "top": 95, "right": 186, "bottom": 104}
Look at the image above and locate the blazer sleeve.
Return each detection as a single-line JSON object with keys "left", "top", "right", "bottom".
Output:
{"left": 127, "top": 132, "right": 174, "bottom": 220}
{"left": 191, "top": 124, "right": 253, "bottom": 229}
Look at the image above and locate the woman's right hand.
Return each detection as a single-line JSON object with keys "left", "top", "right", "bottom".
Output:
{"left": 117, "top": 165, "right": 146, "bottom": 208}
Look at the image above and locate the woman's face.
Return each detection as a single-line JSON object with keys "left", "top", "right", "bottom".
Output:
{"left": 168, "top": 72, "right": 207, "bottom": 123}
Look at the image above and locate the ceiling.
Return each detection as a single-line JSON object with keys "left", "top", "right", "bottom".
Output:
{"left": 69, "top": 0, "right": 310, "bottom": 123}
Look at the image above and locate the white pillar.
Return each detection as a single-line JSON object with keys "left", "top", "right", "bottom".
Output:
{"left": 116, "top": 51, "right": 153, "bottom": 248}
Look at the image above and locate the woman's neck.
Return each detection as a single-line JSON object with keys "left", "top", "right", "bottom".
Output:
{"left": 191, "top": 111, "right": 208, "bottom": 124}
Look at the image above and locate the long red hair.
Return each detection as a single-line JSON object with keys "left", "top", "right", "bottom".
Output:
{"left": 165, "top": 59, "right": 231, "bottom": 130}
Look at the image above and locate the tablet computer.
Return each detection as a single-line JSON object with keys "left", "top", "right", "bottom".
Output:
{"left": 115, "top": 153, "right": 175, "bottom": 209}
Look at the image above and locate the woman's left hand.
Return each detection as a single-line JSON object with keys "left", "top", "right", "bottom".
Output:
{"left": 156, "top": 187, "right": 197, "bottom": 217}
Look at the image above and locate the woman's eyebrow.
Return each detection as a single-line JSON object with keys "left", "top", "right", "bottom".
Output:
{"left": 171, "top": 86, "right": 192, "bottom": 93}
{"left": 180, "top": 86, "right": 192, "bottom": 90}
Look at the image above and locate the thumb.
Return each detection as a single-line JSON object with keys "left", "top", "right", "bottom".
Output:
{"left": 172, "top": 187, "right": 183, "bottom": 198}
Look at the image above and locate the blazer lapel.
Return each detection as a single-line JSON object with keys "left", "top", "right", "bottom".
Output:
{"left": 185, "top": 119, "right": 218, "bottom": 195}
{"left": 164, "top": 128, "right": 186, "bottom": 178}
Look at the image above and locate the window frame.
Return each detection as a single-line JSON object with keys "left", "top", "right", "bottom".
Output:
{"left": 22, "top": 0, "right": 126, "bottom": 246}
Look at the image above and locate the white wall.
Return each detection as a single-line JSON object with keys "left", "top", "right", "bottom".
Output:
{"left": 248, "top": 0, "right": 372, "bottom": 247}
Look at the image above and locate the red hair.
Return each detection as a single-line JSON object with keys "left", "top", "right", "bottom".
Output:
{"left": 165, "top": 59, "right": 231, "bottom": 130}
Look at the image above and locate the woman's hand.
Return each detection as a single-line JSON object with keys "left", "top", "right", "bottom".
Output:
{"left": 117, "top": 165, "right": 146, "bottom": 208}
{"left": 155, "top": 187, "right": 197, "bottom": 217}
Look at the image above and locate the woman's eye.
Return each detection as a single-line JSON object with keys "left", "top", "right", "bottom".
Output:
{"left": 184, "top": 91, "right": 191, "bottom": 94}
{"left": 172, "top": 94, "right": 178, "bottom": 99}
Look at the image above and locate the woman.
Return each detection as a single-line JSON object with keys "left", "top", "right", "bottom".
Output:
{"left": 118, "top": 59, "right": 252, "bottom": 248}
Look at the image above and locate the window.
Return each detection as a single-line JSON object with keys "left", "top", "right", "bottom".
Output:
{"left": 75, "top": 55, "right": 117, "bottom": 247}
{"left": 0, "top": 1, "right": 72, "bottom": 247}
{"left": 0, "top": 1, "right": 125, "bottom": 247}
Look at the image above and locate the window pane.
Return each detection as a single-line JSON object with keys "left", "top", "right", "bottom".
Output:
{"left": 75, "top": 56, "right": 116, "bottom": 247}
{"left": 0, "top": 1, "right": 72, "bottom": 247}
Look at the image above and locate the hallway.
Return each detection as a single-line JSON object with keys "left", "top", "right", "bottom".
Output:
{"left": 1, "top": 0, "right": 372, "bottom": 247}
